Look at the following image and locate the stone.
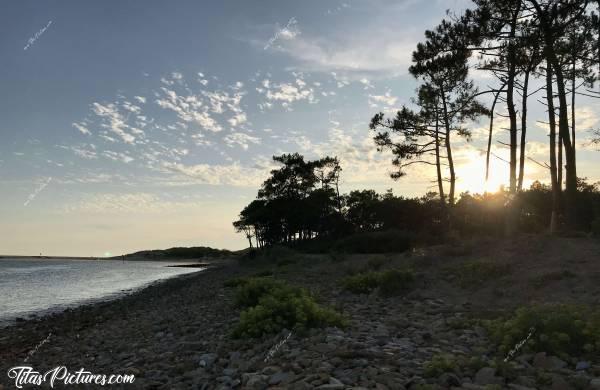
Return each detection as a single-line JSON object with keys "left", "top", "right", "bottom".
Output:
{"left": 590, "top": 378, "right": 600, "bottom": 389}
{"left": 316, "top": 384, "right": 344, "bottom": 390}
{"left": 222, "top": 368, "right": 237, "bottom": 376}
{"left": 533, "top": 353, "right": 567, "bottom": 371}
{"left": 474, "top": 367, "right": 501, "bottom": 385}
{"left": 199, "top": 353, "right": 217, "bottom": 369}
{"left": 438, "top": 373, "right": 461, "bottom": 387}
{"left": 508, "top": 385, "right": 536, "bottom": 390}
{"left": 550, "top": 374, "right": 573, "bottom": 390}
{"left": 515, "top": 376, "right": 537, "bottom": 388}
{"left": 269, "top": 372, "right": 290, "bottom": 385}
{"left": 575, "top": 361, "right": 591, "bottom": 371}
{"left": 245, "top": 373, "right": 268, "bottom": 390}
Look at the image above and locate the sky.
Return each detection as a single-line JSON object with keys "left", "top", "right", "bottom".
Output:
{"left": 1, "top": 0, "right": 599, "bottom": 256}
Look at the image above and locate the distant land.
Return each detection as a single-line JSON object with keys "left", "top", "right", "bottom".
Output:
{"left": 0, "top": 246, "right": 239, "bottom": 261}
{"left": 115, "top": 246, "right": 238, "bottom": 261}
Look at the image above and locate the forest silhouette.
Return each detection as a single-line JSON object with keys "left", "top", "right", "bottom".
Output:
{"left": 235, "top": 0, "right": 600, "bottom": 250}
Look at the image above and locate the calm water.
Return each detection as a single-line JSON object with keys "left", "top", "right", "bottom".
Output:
{"left": 0, "top": 258, "right": 204, "bottom": 326}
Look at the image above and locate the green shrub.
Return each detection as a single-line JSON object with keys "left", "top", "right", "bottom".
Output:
{"left": 483, "top": 304, "right": 600, "bottom": 358}
{"left": 332, "top": 230, "right": 414, "bottom": 254}
{"left": 378, "top": 269, "right": 415, "bottom": 296}
{"left": 231, "top": 280, "right": 346, "bottom": 338}
{"left": 531, "top": 269, "right": 576, "bottom": 289}
{"left": 448, "top": 259, "right": 511, "bottom": 288}
{"left": 224, "top": 276, "right": 250, "bottom": 288}
{"left": 423, "top": 354, "right": 458, "bottom": 378}
{"left": 276, "top": 258, "right": 297, "bottom": 267}
{"left": 341, "top": 269, "right": 415, "bottom": 296}
{"left": 366, "top": 257, "right": 386, "bottom": 270}
{"left": 234, "top": 277, "right": 288, "bottom": 307}
{"left": 329, "top": 251, "right": 347, "bottom": 263}
{"left": 341, "top": 272, "right": 382, "bottom": 294}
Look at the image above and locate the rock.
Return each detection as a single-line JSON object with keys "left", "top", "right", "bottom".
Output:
{"left": 261, "top": 366, "right": 281, "bottom": 375}
{"left": 590, "top": 378, "right": 600, "bottom": 389}
{"left": 438, "top": 373, "right": 461, "bottom": 387}
{"left": 533, "top": 353, "right": 567, "bottom": 371}
{"left": 222, "top": 368, "right": 237, "bottom": 376}
{"left": 461, "top": 384, "right": 486, "bottom": 390}
{"left": 474, "top": 367, "right": 502, "bottom": 385}
{"left": 515, "top": 376, "right": 537, "bottom": 388}
{"left": 316, "top": 384, "right": 344, "bottom": 390}
{"left": 269, "top": 372, "right": 290, "bottom": 385}
{"left": 550, "top": 374, "right": 573, "bottom": 390}
{"left": 508, "top": 385, "right": 536, "bottom": 390}
{"left": 575, "top": 361, "right": 591, "bottom": 371}
{"left": 216, "top": 375, "right": 232, "bottom": 383}
{"left": 199, "top": 353, "right": 217, "bottom": 369}
{"left": 244, "top": 373, "right": 268, "bottom": 390}
{"left": 312, "top": 343, "right": 336, "bottom": 354}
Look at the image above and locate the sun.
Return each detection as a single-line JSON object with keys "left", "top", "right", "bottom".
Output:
{"left": 455, "top": 151, "right": 508, "bottom": 194}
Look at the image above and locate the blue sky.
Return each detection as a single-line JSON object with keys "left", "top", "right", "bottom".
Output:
{"left": 1, "top": 0, "right": 599, "bottom": 256}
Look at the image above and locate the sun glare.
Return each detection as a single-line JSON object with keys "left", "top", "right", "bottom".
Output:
{"left": 456, "top": 152, "right": 508, "bottom": 194}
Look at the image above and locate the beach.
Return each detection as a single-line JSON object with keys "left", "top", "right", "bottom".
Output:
{"left": 1, "top": 236, "right": 600, "bottom": 389}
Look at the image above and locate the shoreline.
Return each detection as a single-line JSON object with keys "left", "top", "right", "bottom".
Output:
{"left": 1, "top": 237, "right": 600, "bottom": 389}
{"left": 0, "top": 261, "right": 221, "bottom": 329}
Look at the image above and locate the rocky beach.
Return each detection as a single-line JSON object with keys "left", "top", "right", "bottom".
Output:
{"left": 1, "top": 235, "right": 600, "bottom": 389}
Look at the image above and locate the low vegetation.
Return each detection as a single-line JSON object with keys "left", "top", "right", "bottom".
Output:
{"left": 341, "top": 269, "right": 415, "bottom": 296}
{"left": 530, "top": 269, "right": 576, "bottom": 289}
{"left": 446, "top": 259, "right": 511, "bottom": 288}
{"left": 423, "top": 354, "right": 459, "bottom": 378}
{"left": 230, "top": 277, "right": 346, "bottom": 338}
{"left": 332, "top": 230, "right": 415, "bottom": 254}
{"left": 483, "top": 304, "right": 600, "bottom": 358}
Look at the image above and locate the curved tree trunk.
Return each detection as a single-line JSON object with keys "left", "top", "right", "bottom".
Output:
{"left": 440, "top": 89, "right": 456, "bottom": 206}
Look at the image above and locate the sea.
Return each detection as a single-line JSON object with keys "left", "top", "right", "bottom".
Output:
{"left": 0, "top": 257, "right": 204, "bottom": 326}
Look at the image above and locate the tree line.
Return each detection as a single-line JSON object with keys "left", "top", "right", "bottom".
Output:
{"left": 234, "top": 0, "right": 600, "bottom": 248}
{"left": 371, "top": 0, "right": 600, "bottom": 233}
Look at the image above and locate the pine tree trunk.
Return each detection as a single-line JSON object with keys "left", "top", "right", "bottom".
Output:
{"left": 440, "top": 89, "right": 455, "bottom": 206}
{"left": 546, "top": 60, "right": 561, "bottom": 234}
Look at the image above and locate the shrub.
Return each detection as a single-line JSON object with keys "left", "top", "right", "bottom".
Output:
{"left": 329, "top": 251, "right": 348, "bottom": 263}
{"left": 531, "top": 269, "right": 576, "bottom": 289}
{"left": 332, "top": 229, "right": 414, "bottom": 254}
{"left": 378, "top": 269, "right": 415, "bottom": 296}
{"left": 234, "top": 277, "right": 288, "bottom": 307}
{"left": 276, "top": 258, "right": 297, "bottom": 267}
{"left": 366, "top": 257, "right": 386, "bottom": 270}
{"left": 483, "top": 304, "right": 600, "bottom": 358}
{"left": 447, "top": 259, "right": 511, "bottom": 288}
{"left": 341, "top": 269, "right": 415, "bottom": 296}
{"left": 423, "top": 354, "right": 458, "bottom": 378}
{"left": 223, "top": 276, "right": 250, "bottom": 288}
{"left": 231, "top": 280, "right": 346, "bottom": 338}
{"left": 341, "top": 272, "right": 382, "bottom": 294}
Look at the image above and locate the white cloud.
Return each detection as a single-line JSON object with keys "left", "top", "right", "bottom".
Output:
{"left": 224, "top": 132, "right": 261, "bottom": 150}
{"left": 162, "top": 161, "right": 267, "bottom": 186}
{"left": 72, "top": 122, "right": 91, "bottom": 135}
{"left": 91, "top": 102, "right": 137, "bottom": 144}
{"left": 155, "top": 87, "right": 223, "bottom": 133}
{"left": 264, "top": 17, "right": 301, "bottom": 50}
{"left": 102, "top": 150, "right": 134, "bottom": 163}
{"left": 368, "top": 91, "right": 398, "bottom": 108}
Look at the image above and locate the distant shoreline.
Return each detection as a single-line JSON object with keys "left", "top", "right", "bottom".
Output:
{"left": 0, "top": 255, "right": 226, "bottom": 262}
